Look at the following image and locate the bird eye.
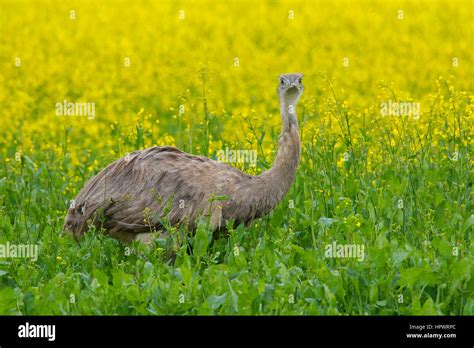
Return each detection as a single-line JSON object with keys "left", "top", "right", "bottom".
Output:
{"left": 280, "top": 77, "right": 285, "bottom": 85}
{"left": 298, "top": 77, "right": 303, "bottom": 84}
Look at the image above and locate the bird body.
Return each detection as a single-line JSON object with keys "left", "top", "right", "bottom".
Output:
{"left": 64, "top": 74, "right": 304, "bottom": 242}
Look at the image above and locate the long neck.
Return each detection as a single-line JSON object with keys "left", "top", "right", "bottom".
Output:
{"left": 236, "top": 94, "right": 300, "bottom": 223}
{"left": 258, "top": 93, "right": 301, "bottom": 203}
{"left": 280, "top": 92, "right": 299, "bottom": 133}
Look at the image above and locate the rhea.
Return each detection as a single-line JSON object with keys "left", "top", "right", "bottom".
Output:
{"left": 64, "top": 73, "right": 304, "bottom": 243}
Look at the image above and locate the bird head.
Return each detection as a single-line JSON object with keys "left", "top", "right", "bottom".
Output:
{"left": 277, "top": 73, "right": 304, "bottom": 102}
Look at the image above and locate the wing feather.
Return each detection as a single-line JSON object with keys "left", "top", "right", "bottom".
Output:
{"left": 69, "top": 146, "right": 254, "bottom": 237}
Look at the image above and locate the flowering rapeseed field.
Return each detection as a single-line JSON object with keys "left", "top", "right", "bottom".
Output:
{"left": 0, "top": 0, "right": 472, "bottom": 315}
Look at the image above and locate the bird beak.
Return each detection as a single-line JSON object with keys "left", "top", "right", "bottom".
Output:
{"left": 290, "top": 81, "right": 301, "bottom": 89}
{"left": 287, "top": 83, "right": 299, "bottom": 91}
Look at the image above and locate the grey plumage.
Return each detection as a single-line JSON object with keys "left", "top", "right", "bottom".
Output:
{"left": 64, "top": 73, "right": 304, "bottom": 243}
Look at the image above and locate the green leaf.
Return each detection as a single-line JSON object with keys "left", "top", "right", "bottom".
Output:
{"left": 318, "top": 217, "right": 337, "bottom": 228}
{"left": 463, "top": 298, "right": 474, "bottom": 315}
{"left": 420, "top": 298, "right": 439, "bottom": 315}
{"left": 433, "top": 238, "right": 452, "bottom": 258}
{"left": 23, "top": 291, "right": 35, "bottom": 314}
{"left": 462, "top": 214, "right": 474, "bottom": 233}
{"left": 193, "top": 224, "right": 211, "bottom": 259}
{"left": 207, "top": 294, "right": 227, "bottom": 310}
{"left": 391, "top": 249, "right": 409, "bottom": 267}
{"left": 434, "top": 201, "right": 446, "bottom": 227}
{"left": 143, "top": 261, "right": 154, "bottom": 279}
